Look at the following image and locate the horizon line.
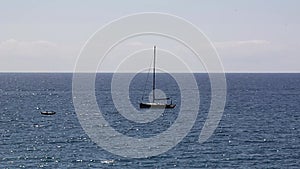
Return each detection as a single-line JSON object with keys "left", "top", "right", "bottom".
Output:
{"left": 0, "top": 71, "right": 300, "bottom": 74}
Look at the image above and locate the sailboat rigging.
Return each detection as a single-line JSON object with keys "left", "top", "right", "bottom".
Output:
{"left": 139, "top": 46, "right": 176, "bottom": 109}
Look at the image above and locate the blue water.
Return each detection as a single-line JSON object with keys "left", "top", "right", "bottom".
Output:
{"left": 0, "top": 73, "right": 299, "bottom": 168}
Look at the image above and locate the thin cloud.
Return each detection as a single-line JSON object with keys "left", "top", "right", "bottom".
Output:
{"left": 214, "top": 40, "right": 271, "bottom": 49}
{"left": 0, "top": 39, "right": 77, "bottom": 71}
{"left": 0, "top": 39, "right": 58, "bottom": 58}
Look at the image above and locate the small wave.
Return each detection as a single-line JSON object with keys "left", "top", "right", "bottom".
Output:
{"left": 100, "top": 159, "right": 115, "bottom": 164}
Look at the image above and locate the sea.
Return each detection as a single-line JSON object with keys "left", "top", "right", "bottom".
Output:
{"left": 0, "top": 73, "right": 299, "bottom": 168}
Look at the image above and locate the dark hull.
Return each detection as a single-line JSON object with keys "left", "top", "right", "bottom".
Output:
{"left": 140, "top": 103, "right": 176, "bottom": 109}
{"left": 41, "top": 111, "right": 56, "bottom": 115}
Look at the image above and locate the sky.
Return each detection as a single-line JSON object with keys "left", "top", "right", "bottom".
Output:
{"left": 0, "top": 0, "right": 300, "bottom": 72}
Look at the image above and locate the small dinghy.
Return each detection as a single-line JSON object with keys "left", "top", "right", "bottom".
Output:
{"left": 40, "top": 111, "right": 56, "bottom": 115}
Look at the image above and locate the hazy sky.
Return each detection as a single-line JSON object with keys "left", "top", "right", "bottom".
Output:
{"left": 0, "top": 0, "right": 299, "bottom": 72}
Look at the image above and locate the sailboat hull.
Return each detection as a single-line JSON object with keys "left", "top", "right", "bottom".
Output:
{"left": 139, "top": 102, "right": 176, "bottom": 109}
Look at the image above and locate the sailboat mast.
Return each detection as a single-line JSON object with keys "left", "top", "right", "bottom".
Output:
{"left": 152, "top": 46, "right": 156, "bottom": 102}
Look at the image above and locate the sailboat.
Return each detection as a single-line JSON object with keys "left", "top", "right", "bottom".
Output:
{"left": 139, "top": 46, "right": 176, "bottom": 109}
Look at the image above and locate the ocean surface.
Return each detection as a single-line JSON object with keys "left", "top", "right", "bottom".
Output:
{"left": 0, "top": 73, "right": 299, "bottom": 168}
